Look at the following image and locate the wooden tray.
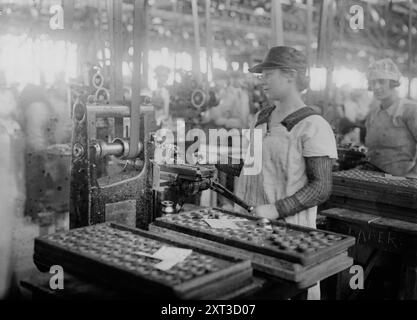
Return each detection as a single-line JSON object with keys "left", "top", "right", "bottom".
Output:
{"left": 149, "top": 225, "right": 353, "bottom": 288}
{"left": 152, "top": 207, "right": 355, "bottom": 266}
{"left": 331, "top": 169, "right": 417, "bottom": 223}
{"left": 33, "top": 223, "right": 252, "bottom": 300}
{"left": 332, "top": 170, "right": 417, "bottom": 208}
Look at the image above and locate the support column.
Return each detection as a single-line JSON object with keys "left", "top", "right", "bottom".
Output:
{"left": 271, "top": 0, "right": 284, "bottom": 46}
{"left": 191, "top": 0, "right": 202, "bottom": 82}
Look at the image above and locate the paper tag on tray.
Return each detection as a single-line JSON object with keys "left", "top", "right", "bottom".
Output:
{"left": 384, "top": 174, "right": 406, "bottom": 181}
{"left": 204, "top": 219, "right": 240, "bottom": 229}
{"left": 152, "top": 246, "right": 193, "bottom": 271}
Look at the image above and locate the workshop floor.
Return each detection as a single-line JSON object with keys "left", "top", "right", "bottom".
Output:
{"left": 9, "top": 212, "right": 69, "bottom": 299}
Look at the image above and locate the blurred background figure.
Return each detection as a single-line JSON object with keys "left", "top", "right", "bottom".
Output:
{"left": 18, "top": 84, "right": 55, "bottom": 220}
{"left": 152, "top": 65, "right": 171, "bottom": 126}
{"left": 209, "top": 70, "right": 250, "bottom": 130}
{"left": 338, "top": 118, "right": 363, "bottom": 146}
{"left": 207, "top": 70, "right": 252, "bottom": 210}
{"left": 0, "top": 76, "right": 25, "bottom": 299}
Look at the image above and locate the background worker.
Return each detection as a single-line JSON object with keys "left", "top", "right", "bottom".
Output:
{"left": 365, "top": 58, "right": 417, "bottom": 178}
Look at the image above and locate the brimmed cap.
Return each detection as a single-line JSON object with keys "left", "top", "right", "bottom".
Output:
{"left": 367, "top": 58, "right": 402, "bottom": 81}
{"left": 154, "top": 65, "right": 171, "bottom": 75}
{"left": 249, "top": 46, "right": 307, "bottom": 74}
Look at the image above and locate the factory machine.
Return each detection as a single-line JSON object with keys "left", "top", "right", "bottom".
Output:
{"left": 24, "top": 95, "right": 357, "bottom": 300}
{"left": 26, "top": 1, "right": 356, "bottom": 293}
{"left": 68, "top": 97, "right": 252, "bottom": 230}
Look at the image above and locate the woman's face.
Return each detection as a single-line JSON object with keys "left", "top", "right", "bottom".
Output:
{"left": 261, "top": 69, "right": 291, "bottom": 101}
{"left": 369, "top": 79, "right": 395, "bottom": 101}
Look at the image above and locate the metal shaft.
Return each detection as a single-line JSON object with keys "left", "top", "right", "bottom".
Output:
{"left": 210, "top": 180, "right": 254, "bottom": 213}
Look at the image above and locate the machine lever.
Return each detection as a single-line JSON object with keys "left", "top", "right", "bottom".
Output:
{"left": 209, "top": 180, "right": 254, "bottom": 213}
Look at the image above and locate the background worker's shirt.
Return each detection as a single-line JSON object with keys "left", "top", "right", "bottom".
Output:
{"left": 210, "top": 86, "right": 250, "bottom": 129}
{"left": 365, "top": 98, "right": 417, "bottom": 178}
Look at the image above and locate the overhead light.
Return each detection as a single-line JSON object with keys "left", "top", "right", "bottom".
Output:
{"left": 152, "top": 17, "right": 162, "bottom": 24}
{"left": 370, "top": 9, "right": 379, "bottom": 22}
{"left": 358, "top": 50, "right": 367, "bottom": 58}
{"left": 254, "top": 7, "right": 265, "bottom": 16}
{"left": 246, "top": 33, "right": 256, "bottom": 40}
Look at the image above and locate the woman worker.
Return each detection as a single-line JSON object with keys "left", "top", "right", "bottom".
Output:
{"left": 235, "top": 46, "right": 338, "bottom": 300}
{"left": 365, "top": 58, "right": 417, "bottom": 178}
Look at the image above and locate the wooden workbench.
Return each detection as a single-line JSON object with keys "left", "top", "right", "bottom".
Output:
{"left": 320, "top": 208, "right": 417, "bottom": 299}
{"left": 21, "top": 270, "right": 310, "bottom": 300}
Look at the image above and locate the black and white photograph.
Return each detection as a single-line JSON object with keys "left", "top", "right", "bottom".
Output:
{"left": 1, "top": 0, "right": 417, "bottom": 307}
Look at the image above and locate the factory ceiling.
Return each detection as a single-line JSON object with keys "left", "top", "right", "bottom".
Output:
{"left": 1, "top": 0, "right": 417, "bottom": 73}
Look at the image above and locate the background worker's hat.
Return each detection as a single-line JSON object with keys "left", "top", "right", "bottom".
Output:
{"left": 248, "top": 46, "right": 307, "bottom": 75}
{"left": 154, "top": 65, "right": 171, "bottom": 76}
{"left": 367, "top": 58, "right": 402, "bottom": 81}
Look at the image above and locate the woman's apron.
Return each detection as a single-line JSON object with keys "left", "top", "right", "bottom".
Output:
{"left": 235, "top": 119, "right": 320, "bottom": 299}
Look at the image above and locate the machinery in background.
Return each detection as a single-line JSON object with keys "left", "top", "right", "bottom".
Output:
{"left": 168, "top": 71, "right": 219, "bottom": 126}
{"left": 153, "top": 163, "right": 253, "bottom": 215}
{"left": 336, "top": 144, "right": 367, "bottom": 171}
{"left": 69, "top": 65, "right": 110, "bottom": 109}
{"left": 69, "top": 97, "right": 157, "bottom": 229}
{"left": 69, "top": 99, "right": 253, "bottom": 230}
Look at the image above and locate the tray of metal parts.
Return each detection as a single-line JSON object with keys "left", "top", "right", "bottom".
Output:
{"left": 150, "top": 224, "right": 353, "bottom": 287}
{"left": 333, "top": 169, "right": 417, "bottom": 192}
{"left": 33, "top": 223, "right": 253, "bottom": 299}
{"left": 331, "top": 169, "right": 417, "bottom": 219}
{"left": 152, "top": 208, "right": 355, "bottom": 267}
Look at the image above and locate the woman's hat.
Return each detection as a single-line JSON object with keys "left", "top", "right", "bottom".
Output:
{"left": 367, "top": 58, "right": 402, "bottom": 81}
{"left": 249, "top": 46, "right": 307, "bottom": 74}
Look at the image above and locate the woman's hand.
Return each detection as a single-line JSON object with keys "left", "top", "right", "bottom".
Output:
{"left": 253, "top": 204, "right": 279, "bottom": 220}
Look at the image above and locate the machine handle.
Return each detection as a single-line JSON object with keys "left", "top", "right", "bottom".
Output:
{"left": 209, "top": 180, "right": 254, "bottom": 213}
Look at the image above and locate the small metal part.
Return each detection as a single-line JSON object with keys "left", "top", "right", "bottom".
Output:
{"left": 73, "top": 102, "right": 86, "bottom": 122}
{"left": 161, "top": 200, "right": 175, "bottom": 215}
{"left": 72, "top": 143, "right": 85, "bottom": 158}
{"left": 92, "top": 72, "right": 104, "bottom": 89}
{"left": 91, "top": 139, "right": 143, "bottom": 159}
{"left": 297, "top": 244, "right": 308, "bottom": 252}
{"left": 257, "top": 218, "right": 271, "bottom": 226}
{"left": 191, "top": 89, "right": 207, "bottom": 109}
{"left": 268, "top": 234, "right": 277, "bottom": 241}
{"left": 327, "top": 234, "right": 342, "bottom": 241}
{"left": 273, "top": 238, "right": 282, "bottom": 246}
